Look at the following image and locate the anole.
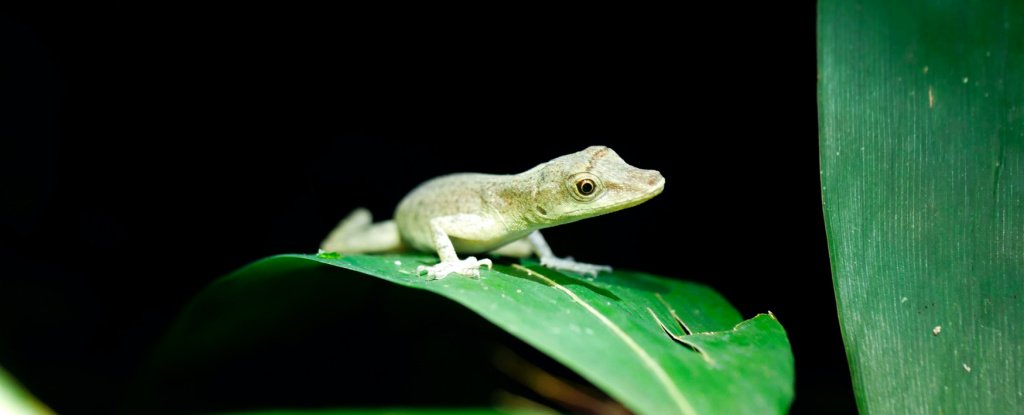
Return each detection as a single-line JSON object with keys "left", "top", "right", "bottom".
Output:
{"left": 321, "top": 146, "right": 665, "bottom": 279}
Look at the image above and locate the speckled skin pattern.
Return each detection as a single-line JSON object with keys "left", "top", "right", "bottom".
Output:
{"left": 394, "top": 146, "right": 665, "bottom": 254}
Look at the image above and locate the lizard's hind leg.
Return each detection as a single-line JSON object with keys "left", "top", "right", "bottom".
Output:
{"left": 321, "top": 208, "right": 404, "bottom": 253}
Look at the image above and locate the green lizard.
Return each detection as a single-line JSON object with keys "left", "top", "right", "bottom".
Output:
{"left": 321, "top": 146, "right": 665, "bottom": 279}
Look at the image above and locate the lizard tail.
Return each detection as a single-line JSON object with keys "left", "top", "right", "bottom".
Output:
{"left": 320, "top": 207, "right": 404, "bottom": 253}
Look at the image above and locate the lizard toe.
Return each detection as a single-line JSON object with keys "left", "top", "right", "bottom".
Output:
{"left": 419, "top": 257, "right": 492, "bottom": 280}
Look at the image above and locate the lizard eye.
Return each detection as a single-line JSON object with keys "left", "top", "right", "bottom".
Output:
{"left": 576, "top": 179, "right": 596, "bottom": 196}
{"left": 568, "top": 173, "right": 602, "bottom": 200}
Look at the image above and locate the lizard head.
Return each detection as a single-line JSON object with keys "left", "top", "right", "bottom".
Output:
{"left": 527, "top": 146, "right": 665, "bottom": 226}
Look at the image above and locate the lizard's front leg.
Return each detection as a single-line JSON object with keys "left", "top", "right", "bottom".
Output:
{"left": 416, "top": 215, "right": 494, "bottom": 280}
{"left": 529, "top": 231, "right": 612, "bottom": 277}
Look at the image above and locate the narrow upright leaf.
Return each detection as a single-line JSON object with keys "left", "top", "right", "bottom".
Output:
{"left": 819, "top": 1, "right": 1024, "bottom": 413}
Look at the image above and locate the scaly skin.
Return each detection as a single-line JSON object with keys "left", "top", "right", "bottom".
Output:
{"left": 322, "top": 146, "right": 665, "bottom": 279}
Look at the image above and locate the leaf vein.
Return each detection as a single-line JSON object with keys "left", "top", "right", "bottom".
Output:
{"left": 512, "top": 264, "right": 696, "bottom": 415}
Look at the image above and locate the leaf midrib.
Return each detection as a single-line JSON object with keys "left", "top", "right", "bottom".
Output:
{"left": 511, "top": 264, "right": 695, "bottom": 415}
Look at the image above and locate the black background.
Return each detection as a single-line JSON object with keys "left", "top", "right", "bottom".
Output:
{"left": 2, "top": 4, "right": 855, "bottom": 414}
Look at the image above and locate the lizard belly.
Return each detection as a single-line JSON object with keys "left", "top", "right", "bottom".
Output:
{"left": 398, "top": 217, "right": 525, "bottom": 255}
{"left": 449, "top": 235, "right": 517, "bottom": 254}
{"left": 394, "top": 173, "right": 520, "bottom": 255}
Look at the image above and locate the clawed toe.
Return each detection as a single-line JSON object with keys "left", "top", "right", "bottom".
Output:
{"left": 540, "top": 256, "right": 612, "bottom": 276}
{"left": 418, "top": 257, "right": 492, "bottom": 280}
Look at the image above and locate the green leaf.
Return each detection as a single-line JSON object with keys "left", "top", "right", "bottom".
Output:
{"left": 224, "top": 409, "right": 543, "bottom": 415}
{"left": 0, "top": 366, "right": 53, "bottom": 415}
{"left": 147, "top": 254, "right": 793, "bottom": 415}
{"left": 819, "top": 1, "right": 1024, "bottom": 413}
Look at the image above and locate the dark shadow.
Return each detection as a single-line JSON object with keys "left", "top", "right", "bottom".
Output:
{"left": 130, "top": 256, "right": 626, "bottom": 415}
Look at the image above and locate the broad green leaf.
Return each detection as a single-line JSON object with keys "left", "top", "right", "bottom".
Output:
{"left": 149, "top": 254, "right": 793, "bottom": 415}
{"left": 819, "top": 1, "right": 1024, "bottom": 413}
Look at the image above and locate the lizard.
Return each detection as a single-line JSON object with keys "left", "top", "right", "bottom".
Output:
{"left": 320, "top": 145, "right": 665, "bottom": 280}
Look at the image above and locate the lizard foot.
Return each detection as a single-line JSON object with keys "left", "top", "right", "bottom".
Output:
{"left": 417, "top": 256, "right": 493, "bottom": 280}
{"left": 540, "top": 256, "right": 612, "bottom": 277}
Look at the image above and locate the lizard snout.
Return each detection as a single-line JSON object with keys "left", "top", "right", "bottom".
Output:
{"left": 644, "top": 169, "right": 665, "bottom": 195}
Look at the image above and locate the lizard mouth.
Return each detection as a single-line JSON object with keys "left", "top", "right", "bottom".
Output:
{"left": 604, "top": 175, "right": 665, "bottom": 211}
